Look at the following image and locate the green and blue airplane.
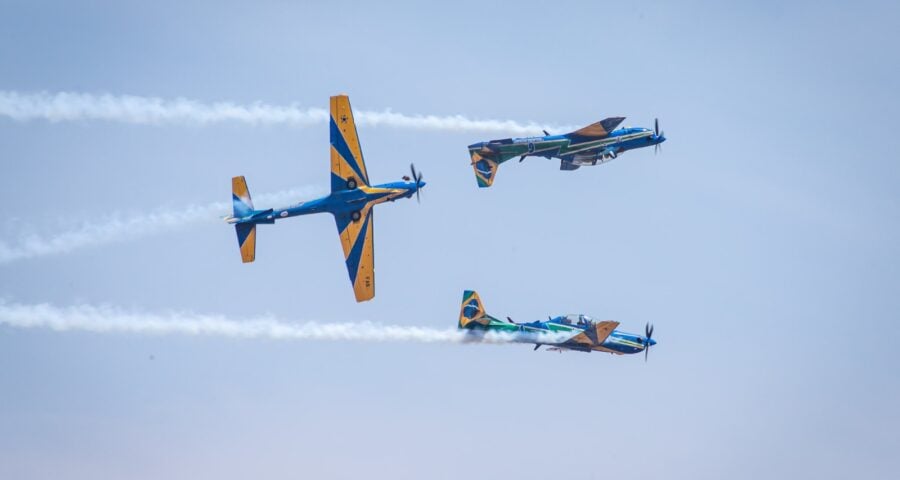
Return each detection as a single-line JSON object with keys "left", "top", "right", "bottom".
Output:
{"left": 225, "top": 95, "right": 425, "bottom": 303}
{"left": 467, "top": 117, "right": 665, "bottom": 187}
{"left": 459, "top": 290, "right": 657, "bottom": 358}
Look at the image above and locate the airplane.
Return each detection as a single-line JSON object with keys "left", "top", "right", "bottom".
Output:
{"left": 467, "top": 117, "right": 666, "bottom": 187}
{"left": 458, "top": 290, "right": 657, "bottom": 359}
{"left": 225, "top": 95, "right": 426, "bottom": 303}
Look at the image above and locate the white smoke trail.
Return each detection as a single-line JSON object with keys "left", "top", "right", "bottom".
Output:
{"left": 0, "top": 186, "right": 322, "bottom": 264}
{"left": 0, "top": 301, "right": 569, "bottom": 345}
{"left": 0, "top": 91, "right": 576, "bottom": 136}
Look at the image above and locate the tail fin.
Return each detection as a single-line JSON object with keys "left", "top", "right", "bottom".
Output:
{"left": 232, "top": 176, "right": 254, "bottom": 219}
{"left": 231, "top": 176, "right": 256, "bottom": 263}
{"left": 469, "top": 151, "right": 500, "bottom": 188}
{"left": 459, "top": 290, "right": 495, "bottom": 328}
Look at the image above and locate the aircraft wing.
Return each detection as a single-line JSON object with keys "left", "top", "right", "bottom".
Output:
{"left": 560, "top": 321, "right": 619, "bottom": 349}
{"left": 334, "top": 207, "right": 375, "bottom": 302}
{"left": 570, "top": 117, "right": 626, "bottom": 138}
{"left": 330, "top": 95, "right": 370, "bottom": 193}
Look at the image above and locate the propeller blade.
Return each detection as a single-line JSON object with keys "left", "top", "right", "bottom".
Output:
{"left": 418, "top": 173, "right": 423, "bottom": 203}
{"left": 519, "top": 155, "right": 526, "bottom": 162}
{"left": 542, "top": 129, "right": 550, "bottom": 136}
{"left": 507, "top": 316, "right": 515, "bottom": 324}
{"left": 644, "top": 323, "right": 654, "bottom": 362}
{"left": 410, "top": 163, "right": 423, "bottom": 203}
{"left": 654, "top": 118, "right": 659, "bottom": 137}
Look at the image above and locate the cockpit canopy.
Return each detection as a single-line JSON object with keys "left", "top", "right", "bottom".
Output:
{"left": 557, "top": 314, "right": 594, "bottom": 326}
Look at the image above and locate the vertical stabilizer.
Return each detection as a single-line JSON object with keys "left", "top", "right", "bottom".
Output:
{"left": 459, "top": 290, "right": 495, "bottom": 328}
{"left": 469, "top": 150, "right": 500, "bottom": 188}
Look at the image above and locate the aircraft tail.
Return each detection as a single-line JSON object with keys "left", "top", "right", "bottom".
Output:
{"left": 469, "top": 150, "right": 500, "bottom": 188}
{"left": 231, "top": 176, "right": 256, "bottom": 263}
{"left": 229, "top": 176, "right": 275, "bottom": 263}
{"left": 459, "top": 290, "right": 496, "bottom": 328}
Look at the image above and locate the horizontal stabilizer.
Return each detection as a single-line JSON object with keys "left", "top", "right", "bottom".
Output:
{"left": 235, "top": 223, "right": 256, "bottom": 263}
{"left": 232, "top": 176, "right": 254, "bottom": 219}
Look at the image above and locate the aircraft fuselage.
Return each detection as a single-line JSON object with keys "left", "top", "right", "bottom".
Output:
{"left": 470, "top": 127, "right": 664, "bottom": 167}
{"left": 466, "top": 314, "right": 655, "bottom": 355}
{"left": 227, "top": 181, "right": 422, "bottom": 225}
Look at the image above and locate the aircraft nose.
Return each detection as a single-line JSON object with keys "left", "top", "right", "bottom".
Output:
{"left": 648, "top": 338, "right": 657, "bottom": 346}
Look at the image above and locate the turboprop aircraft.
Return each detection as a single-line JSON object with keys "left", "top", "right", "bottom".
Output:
{"left": 458, "top": 290, "right": 657, "bottom": 359}
{"left": 467, "top": 117, "right": 665, "bottom": 187}
{"left": 225, "top": 95, "right": 426, "bottom": 303}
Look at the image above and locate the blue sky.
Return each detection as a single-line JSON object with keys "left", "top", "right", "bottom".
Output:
{"left": 1, "top": 1, "right": 899, "bottom": 479}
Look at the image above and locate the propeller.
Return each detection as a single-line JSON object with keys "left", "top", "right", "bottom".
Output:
{"left": 542, "top": 129, "right": 550, "bottom": 136}
{"left": 653, "top": 118, "right": 664, "bottom": 154}
{"left": 507, "top": 316, "right": 515, "bottom": 324}
{"left": 644, "top": 322, "right": 655, "bottom": 362}
{"left": 409, "top": 163, "right": 424, "bottom": 203}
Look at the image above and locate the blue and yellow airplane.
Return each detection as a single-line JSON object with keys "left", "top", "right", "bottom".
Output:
{"left": 467, "top": 118, "right": 666, "bottom": 187}
{"left": 225, "top": 95, "right": 426, "bottom": 302}
{"left": 459, "top": 290, "right": 657, "bottom": 359}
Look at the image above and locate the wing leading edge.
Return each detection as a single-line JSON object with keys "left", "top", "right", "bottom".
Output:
{"left": 330, "top": 95, "right": 370, "bottom": 193}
